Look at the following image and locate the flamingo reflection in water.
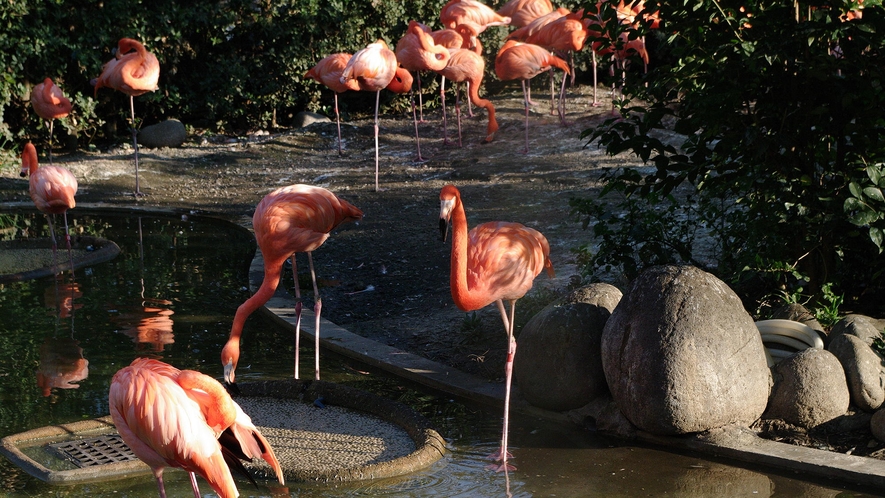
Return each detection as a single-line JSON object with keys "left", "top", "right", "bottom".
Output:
{"left": 37, "top": 274, "right": 88, "bottom": 397}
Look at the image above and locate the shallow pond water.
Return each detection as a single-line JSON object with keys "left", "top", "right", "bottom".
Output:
{"left": 0, "top": 209, "right": 878, "bottom": 497}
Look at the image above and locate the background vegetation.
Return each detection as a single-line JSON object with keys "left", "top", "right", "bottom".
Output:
{"left": 571, "top": 0, "right": 885, "bottom": 319}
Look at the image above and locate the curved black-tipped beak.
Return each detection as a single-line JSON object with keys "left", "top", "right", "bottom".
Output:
{"left": 224, "top": 380, "right": 241, "bottom": 396}
{"left": 439, "top": 218, "right": 449, "bottom": 242}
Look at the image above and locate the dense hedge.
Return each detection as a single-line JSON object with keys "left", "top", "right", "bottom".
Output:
{"left": 1, "top": 0, "right": 469, "bottom": 150}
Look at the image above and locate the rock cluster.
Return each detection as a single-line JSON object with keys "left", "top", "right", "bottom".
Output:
{"left": 514, "top": 264, "right": 885, "bottom": 444}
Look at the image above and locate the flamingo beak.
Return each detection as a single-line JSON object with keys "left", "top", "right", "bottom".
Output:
{"left": 439, "top": 218, "right": 449, "bottom": 242}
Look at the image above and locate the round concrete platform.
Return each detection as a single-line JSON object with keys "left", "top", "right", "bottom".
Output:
{"left": 0, "top": 379, "right": 445, "bottom": 485}
{"left": 0, "top": 235, "right": 121, "bottom": 283}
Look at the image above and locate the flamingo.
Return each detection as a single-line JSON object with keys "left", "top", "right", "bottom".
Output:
{"left": 524, "top": 10, "right": 592, "bottom": 119}
{"left": 494, "top": 40, "right": 570, "bottom": 153}
{"left": 20, "top": 142, "right": 78, "bottom": 274}
{"left": 496, "top": 0, "right": 554, "bottom": 27}
{"left": 339, "top": 40, "right": 398, "bottom": 192}
{"left": 305, "top": 53, "right": 353, "bottom": 156}
{"left": 221, "top": 184, "right": 362, "bottom": 386}
{"left": 440, "top": 0, "right": 511, "bottom": 31}
{"left": 435, "top": 46, "right": 498, "bottom": 146}
{"left": 93, "top": 37, "right": 160, "bottom": 197}
{"left": 438, "top": 184, "right": 554, "bottom": 472}
{"left": 29, "top": 78, "right": 72, "bottom": 165}
{"left": 109, "top": 358, "right": 284, "bottom": 498}
{"left": 395, "top": 21, "right": 451, "bottom": 161}
{"left": 505, "top": 7, "right": 569, "bottom": 108}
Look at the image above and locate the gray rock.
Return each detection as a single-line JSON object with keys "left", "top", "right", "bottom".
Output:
{"left": 870, "top": 408, "right": 885, "bottom": 442}
{"left": 514, "top": 284, "right": 620, "bottom": 411}
{"left": 828, "top": 333, "right": 885, "bottom": 411}
{"left": 137, "top": 119, "right": 187, "bottom": 148}
{"left": 293, "top": 111, "right": 331, "bottom": 128}
{"left": 601, "top": 265, "right": 771, "bottom": 435}
{"left": 829, "top": 314, "right": 885, "bottom": 346}
{"left": 764, "top": 348, "right": 849, "bottom": 428}
{"left": 769, "top": 303, "right": 825, "bottom": 336}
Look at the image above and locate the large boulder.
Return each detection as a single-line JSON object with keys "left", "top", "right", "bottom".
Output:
{"left": 828, "top": 333, "right": 885, "bottom": 411}
{"left": 515, "top": 283, "right": 622, "bottom": 411}
{"left": 601, "top": 265, "right": 771, "bottom": 435}
{"left": 764, "top": 348, "right": 849, "bottom": 428}
{"left": 137, "top": 119, "right": 187, "bottom": 148}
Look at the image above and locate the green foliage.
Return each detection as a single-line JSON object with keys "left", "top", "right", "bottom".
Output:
{"left": 1, "top": 0, "right": 450, "bottom": 147}
{"left": 573, "top": 0, "right": 885, "bottom": 314}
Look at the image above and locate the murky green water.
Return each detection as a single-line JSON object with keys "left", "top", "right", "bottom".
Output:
{"left": 0, "top": 209, "right": 877, "bottom": 497}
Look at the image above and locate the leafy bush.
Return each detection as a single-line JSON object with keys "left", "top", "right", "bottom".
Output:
{"left": 1, "top": 0, "right": 463, "bottom": 153}
{"left": 572, "top": 0, "right": 885, "bottom": 315}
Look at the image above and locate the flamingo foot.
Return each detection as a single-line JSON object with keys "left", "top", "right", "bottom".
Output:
{"left": 486, "top": 449, "right": 516, "bottom": 472}
{"left": 485, "top": 462, "right": 517, "bottom": 472}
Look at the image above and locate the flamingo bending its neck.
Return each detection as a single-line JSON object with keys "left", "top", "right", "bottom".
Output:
{"left": 109, "top": 358, "right": 284, "bottom": 498}
{"left": 30, "top": 78, "right": 72, "bottom": 165}
{"left": 221, "top": 185, "right": 362, "bottom": 386}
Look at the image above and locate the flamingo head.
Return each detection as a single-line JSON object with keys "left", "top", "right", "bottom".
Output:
{"left": 439, "top": 184, "right": 459, "bottom": 241}
{"left": 20, "top": 142, "right": 37, "bottom": 178}
{"left": 220, "top": 341, "right": 239, "bottom": 387}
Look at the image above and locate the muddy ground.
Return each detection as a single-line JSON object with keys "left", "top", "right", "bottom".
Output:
{"left": 3, "top": 83, "right": 882, "bottom": 461}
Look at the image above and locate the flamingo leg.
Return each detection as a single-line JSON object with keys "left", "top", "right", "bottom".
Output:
{"left": 129, "top": 95, "right": 144, "bottom": 197}
{"left": 548, "top": 67, "right": 556, "bottom": 115}
{"left": 307, "top": 251, "right": 322, "bottom": 380}
{"left": 454, "top": 87, "right": 463, "bottom": 148}
{"left": 488, "top": 298, "right": 517, "bottom": 472}
{"left": 153, "top": 469, "right": 169, "bottom": 498}
{"left": 521, "top": 80, "right": 530, "bottom": 154}
{"left": 334, "top": 93, "right": 343, "bottom": 156}
{"left": 48, "top": 119, "right": 55, "bottom": 165}
{"left": 411, "top": 88, "right": 426, "bottom": 163}
{"left": 465, "top": 82, "right": 474, "bottom": 117}
{"left": 188, "top": 471, "right": 201, "bottom": 498}
{"left": 591, "top": 51, "right": 601, "bottom": 107}
{"left": 558, "top": 69, "right": 569, "bottom": 125}
{"left": 417, "top": 72, "right": 426, "bottom": 123}
{"left": 61, "top": 211, "right": 75, "bottom": 277}
{"left": 291, "top": 254, "right": 303, "bottom": 380}
{"left": 441, "top": 76, "right": 452, "bottom": 145}
{"left": 374, "top": 90, "right": 380, "bottom": 192}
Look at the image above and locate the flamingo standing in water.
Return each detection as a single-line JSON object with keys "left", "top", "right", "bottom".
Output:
{"left": 495, "top": 40, "right": 570, "bottom": 153}
{"left": 93, "top": 37, "right": 160, "bottom": 197}
{"left": 30, "top": 78, "right": 72, "bottom": 165}
{"left": 396, "top": 21, "right": 451, "bottom": 161}
{"left": 221, "top": 185, "right": 362, "bottom": 386}
{"left": 305, "top": 53, "right": 353, "bottom": 156}
{"left": 20, "top": 142, "right": 77, "bottom": 274}
{"left": 339, "top": 40, "right": 398, "bottom": 192}
{"left": 439, "top": 184, "right": 554, "bottom": 472}
{"left": 109, "top": 358, "right": 284, "bottom": 498}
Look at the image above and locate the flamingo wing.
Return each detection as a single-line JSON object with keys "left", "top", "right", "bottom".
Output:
{"left": 31, "top": 78, "right": 71, "bottom": 120}
{"left": 30, "top": 166, "right": 77, "bottom": 215}
{"left": 466, "top": 221, "right": 553, "bottom": 303}
{"left": 305, "top": 53, "right": 352, "bottom": 94}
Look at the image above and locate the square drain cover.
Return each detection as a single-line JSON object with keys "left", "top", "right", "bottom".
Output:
{"left": 48, "top": 434, "right": 138, "bottom": 468}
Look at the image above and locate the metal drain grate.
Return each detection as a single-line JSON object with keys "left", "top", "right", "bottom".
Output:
{"left": 48, "top": 434, "right": 139, "bottom": 468}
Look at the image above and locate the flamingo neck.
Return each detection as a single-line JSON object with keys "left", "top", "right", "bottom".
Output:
{"left": 448, "top": 196, "right": 484, "bottom": 311}
{"left": 467, "top": 83, "right": 498, "bottom": 141}
{"left": 176, "top": 369, "right": 237, "bottom": 433}
{"left": 222, "top": 258, "right": 285, "bottom": 369}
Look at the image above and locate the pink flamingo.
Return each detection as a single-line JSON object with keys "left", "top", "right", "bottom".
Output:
{"left": 395, "top": 21, "right": 451, "bottom": 161}
{"left": 109, "top": 358, "right": 284, "bottom": 498}
{"left": 434, "top": 45, "right": 498, "bottom": 146}
{"left": 20, "top": 142, "right": 78, "bottom": 273}
{"left": 439, "top": 184, "right": 554, "bottom": 472}
{"left": 305, "top": 53, "right": 353, "bottom": 156}
{"left": 221, "top": 185, "right": 362, "bottom": 385}
{"left": 93, "top": 38, "right": 160, "bottom": 197}
{"left": 29, "top": 78, "right": 72, "bottom": 165}
{"left": 494, "top": 40, "right": 570, "bottom": 153}
{"left": 339, "top": 40, "right": 398, "bottom": 191}
{"left": 496, "top": 0, "right": 554, "bottom": 27}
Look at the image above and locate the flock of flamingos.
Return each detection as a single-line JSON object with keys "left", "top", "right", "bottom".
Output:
{"left": 18, "top": 0, "right": 657, "bottom": 496}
